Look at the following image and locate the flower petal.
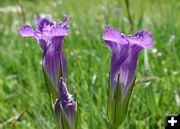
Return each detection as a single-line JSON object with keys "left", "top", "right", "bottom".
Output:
{"left": 103, "top": 26, "right": 129, "bottom": 90}
{"left": 50, "top": 16, "right": 69, "bottom": 37}
{"left": 64, "top": 101, "right": 76, "bottom": 126}
{"left": 50, "top": 26, "right": 68, "bottom": 37}
{"left": 52, "top": 36, "right": 67, "bottom": 79}
{"left": 127, "top": 30, "right": 153, "bottom": 48}
{"left": 33, "top": 14, "right": 46, "bottom": 26}
{"left": 57, "top": 15, "right": 69, "bottom": 28}
{"left": 33, "top": 31, "right": 51, "bottom": 51}
{"left": 19, "top": 25, "right": 34, "bottom": 37}
{"left": 110, "top": 44, "right": 129, "bottom": 90}
{"left": 51, "top": 37, "right": 64, "bottom": 51}
{"left": 36, "top": 18, "right": 54, "bottom": 32}
{"left": 42, "top": 38, "right": 66, "bottom": 90}
{"left": 42, "top": 44, "right": 61, "bottom": 90}
{"left": 119, "top": 44, "right": 142, "bottom": 96}
{"left": 58, "top": 78, "right": 69, "bottom": 101}
{"left": 59, "top": 79, "right": 76, "bottom": 127}
{"left": 102, "top": 25, "right": 128, "bottom": 48}
{"left": 34, "top": 16, "right": 68, "bottom": 45}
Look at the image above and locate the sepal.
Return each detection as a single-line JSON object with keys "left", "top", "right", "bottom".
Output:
{"left": 42, "top": 65, "right": 57, "bottom": 102}
{"left": 55, "top": 102, "right": 78, "bottom": 129}
{"left": 107, "top": 75, "right": 136, "bottom": 128}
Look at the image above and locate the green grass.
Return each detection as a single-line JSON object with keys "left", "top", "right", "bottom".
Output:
{"left": 0, "top": 0, "right": 180, "bottom": 129}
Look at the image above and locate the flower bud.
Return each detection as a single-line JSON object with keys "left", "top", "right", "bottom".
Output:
{"left": 54, "top": 78, "right": 77, "bottom": 129}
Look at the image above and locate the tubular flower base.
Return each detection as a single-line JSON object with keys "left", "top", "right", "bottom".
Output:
{"left": 54, "top": 78, "right": 78, "bottom": 129}
{"left": 103, "top": 25, "right": 153, "bottom": 128}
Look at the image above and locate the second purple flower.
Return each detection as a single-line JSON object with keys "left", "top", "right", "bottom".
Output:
{"left": 103, "top": 25, "right": 153, "bottom": 128}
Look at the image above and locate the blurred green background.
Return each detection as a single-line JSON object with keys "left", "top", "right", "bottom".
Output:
{"left": 0, "top": 0, "right": 179, "bottom": 129}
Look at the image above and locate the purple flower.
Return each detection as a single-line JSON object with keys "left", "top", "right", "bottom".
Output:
{"left": 54, "top": 78, "right": 76, "bottom": 129}
{"left": 19, "top": 16, "right": 68, "bottom": 91}
{"left": 103, "top": 25, "right": 153, "bottom": 96}
{"left": 102, "top": 25, "right": 153, "bottom": 127}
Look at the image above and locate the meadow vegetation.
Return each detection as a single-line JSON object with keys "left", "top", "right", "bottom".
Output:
{"left": 0, "top": 0, "right": 179, "bottom": 128}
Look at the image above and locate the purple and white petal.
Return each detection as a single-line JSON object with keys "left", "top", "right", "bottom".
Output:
{"left": 109, "top": 43, "right": 129, "bottom": 90}
{"left": 119, "top": 45, "right": 140, "bottom": 96}
{"left": 103, "top": 26, "right": 129, "bottom": 90}
{"left": 127, "top": 30, "right": 153, "bottom": 49}
{"left": 33, "top": 14, "right": 46, "bottom": 26}
{"left": 42, "top": 44, "right": 61, "bottom": 90}
{"left": 54, "top": 78, "right": 76, "bottom": 127}
{"left": 19, "top": 25, "right": 34, "bottom": 37}
{"left": 50, "top": 16, "right": 69, "bottom": 37}
{"left": 34, "top": 32, "right": 49, "bottom": 50}
{"left": 64, "top": 101, "right": 76, "bottom": 125}
{"left": 58, "top": 78, "right": 69, "bottom": 101}
{"left": 50, "top": 26, "right": 68, "bottom": 37}
{"left": 51, "top": 36, "right": 64, "bottom": 51}
{"left": 102, "top": 25, "right": 128, "bottom": 48}
{"left": 57, "top": 15, "right": 69, "bottom": 29}
{"left": 36, "top": 18, "right": 54, "bottom": 32}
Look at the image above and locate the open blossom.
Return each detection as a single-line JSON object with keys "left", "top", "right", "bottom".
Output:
{"left": 54, "top": 78, "right": 76, "bottom": 129}
{"left": 103, "top": 25, "right": 153, "bottom": 127}
{"left": 19, "top": 16, "right": 68, "bottom": 92}
{"left": 103, "top": 25, "right": 153, "bottom": 96}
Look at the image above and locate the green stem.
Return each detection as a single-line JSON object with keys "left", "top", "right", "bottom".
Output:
{"left": 125, "top": 0, "right": 134, "bottom": 31}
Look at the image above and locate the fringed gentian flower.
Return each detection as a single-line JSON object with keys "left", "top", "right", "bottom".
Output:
{"left": 55, "top": 78, "right": 77, "bottom": 129}
{"left": 19, "top": 16, "right": 68, "bottom": 97}
{"left": 102, "top": 25, "right": 153, "bottom": 128}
